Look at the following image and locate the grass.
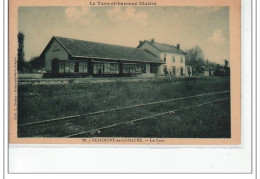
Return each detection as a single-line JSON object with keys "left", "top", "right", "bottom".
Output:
{"left": 94, "top": 99, "right": 230, "bottom": 138}
{"left": 18, "top": 76, "right": 230, "bottom": 138}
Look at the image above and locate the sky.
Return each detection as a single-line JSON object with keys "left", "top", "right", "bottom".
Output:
{"left": 18, "top": 6, "right": 229, "bottom": 65}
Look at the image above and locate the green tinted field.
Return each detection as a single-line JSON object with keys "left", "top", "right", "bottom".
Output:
{"left": 18, "top": 76, "right": 230, "bottom": 138}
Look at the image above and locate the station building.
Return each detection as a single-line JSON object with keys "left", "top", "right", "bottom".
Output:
{"left": 137, "top": 39, "right": 191, "bottom": 77}
{"left": 40, "top": 36, "right": 190, "bottom": 77}
{"left": 40, "top": 36, "right": 165, "bottom": 77}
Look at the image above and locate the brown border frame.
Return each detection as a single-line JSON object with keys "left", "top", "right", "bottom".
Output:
{"left": 9, "top": 0, "right": 241, "bottom": 145}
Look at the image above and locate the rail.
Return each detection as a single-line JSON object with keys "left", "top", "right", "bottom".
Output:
{"left": 18, "top": 90, "right": 230, "bottom": 127}
{"left": 64, "top": 97, "right": 230, "bottom": 137}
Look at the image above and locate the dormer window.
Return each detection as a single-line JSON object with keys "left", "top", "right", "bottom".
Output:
{"left": 172, "top": 56, "right": 175, "bottom": 62}
{"left": 163, "top": 54, "right": 166, "bottom": 61}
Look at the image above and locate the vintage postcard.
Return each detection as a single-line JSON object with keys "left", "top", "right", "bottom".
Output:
{"left": 9, "top": 0, "right": 241, "bottom": 145}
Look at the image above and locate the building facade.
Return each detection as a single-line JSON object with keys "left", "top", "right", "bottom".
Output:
{"left": 40, "top": 36, "right": 192, "bottom": 78}
{"left": 40, "top": 36, "right": 165, "bottom": 77}
{"left": 137, "top": 39, "right": 191, "bottom": 77}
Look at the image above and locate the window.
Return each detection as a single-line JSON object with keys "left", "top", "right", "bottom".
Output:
{"left": 172, "top": 56, "right": 175, "bottom": 62}
{"left": 94, "top": 63, "right": 104, "bottom": 74}
{"left": 110, "top": 63, "right": 119, "bottom": 74}
{"left": 64, "top": 62, "right": 70, "bottom": 73}
{"left": 135, "top": 65, "right": 142, "bottom": 73}
{"left": 163, "top": 54, "right": 166, "bottom": 61}
{"left": 59, "top": 62, "right": 65, "bottom": 73}
{"left": 104, "top": 63, "right": 111, "bottom": 74}
{"left": 69, "top": 62, "right": 75, "bottom": 73}
{"left": 79, "top": 62, "right": 88, "bottom": 73}
{"left": 123, "top": 64, "right": 141, "bottom": 74}
{"left": 52, "top": 48, "right": 60, "bottom": 52}
{"left": 141, "top": 64, "right": 146, "bottom": 73}
{"left": 129, "top": 65, "right": 134, "bottom": 74}
{"left": 123, "top": 64, "right": 130, "bottom": 74}
{"left": 181, "top": 57, "right": 183, "bottom": 63}
{"left": 93, "top": 62, "right": 120, "bottom": 75}
{"left": 63, "top": 62, "right": 75, "bottom": 73}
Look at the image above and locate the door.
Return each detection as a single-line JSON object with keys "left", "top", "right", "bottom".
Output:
{"left": 172, "top": 66, "right": 176, "bottom": 76}
{"left": 74, "top": 62, "right": 79, "bottom": 72}
{"left": 163, "top": 66, "right": 167, "bottom": 75}
{"left": 180, "top": 67, "right": 183, "bottom": 76}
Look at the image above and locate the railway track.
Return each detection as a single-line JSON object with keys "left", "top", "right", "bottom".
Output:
{"left": 18, "top": 90, "right": 230, "bottom": 137}
{"left": 64, "top": 97, "right": 230, "bottom": 138}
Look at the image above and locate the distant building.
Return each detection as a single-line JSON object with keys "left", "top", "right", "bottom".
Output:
{"left": 137, "top": 39, "right": 190, "bottom": 77}
{"left": 202, "top": 66, "right": 210, "bottom": 76}
{"left": 193, "top": 66, "right": 210, "bottom": 76}
{"left": 209, "top": 68, "right": 214, "bottom": 76}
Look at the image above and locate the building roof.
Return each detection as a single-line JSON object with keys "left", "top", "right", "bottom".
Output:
{"left": 40, "top": 36, "right": 165, "bottom": 64}
{"left": 137, "top": 40, "right": 187, "bottom": 55}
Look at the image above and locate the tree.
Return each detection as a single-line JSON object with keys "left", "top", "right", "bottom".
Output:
{"left": 224, "top": 59, "right": 230, "bottom": 76}
{"left": 185, "top": 45, "right": 205, "bottom": 73}
{"left": 29, "top": 56, "right": 44, "bottom": 70}
{"left": 17, "top": 32, "right": 25, "bottom": 72}
{"left": 224, "top": 60, "right": 229, "bottom": 67}
{"left": 186, "top": 46, "right": 204, "bottom": 62}
{"left": 186, "top": 46, "right": 220, "bottom": 75}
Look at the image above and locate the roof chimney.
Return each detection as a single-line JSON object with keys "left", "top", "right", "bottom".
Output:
{"left": 139, "top": 40, "right": 143, "bottom": 45}
{"left": 176, "top": 44, "right": 180, "bottom": 49}
{"left": 151, "top": 38, "right": 155, "bottom": 44}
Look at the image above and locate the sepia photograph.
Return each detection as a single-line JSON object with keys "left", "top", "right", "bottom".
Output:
{"left": 9, "top": 0, "right": 241, "bottom": 144}
{"left": 7, "top": 0, "right": 256, "bottom": 176}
